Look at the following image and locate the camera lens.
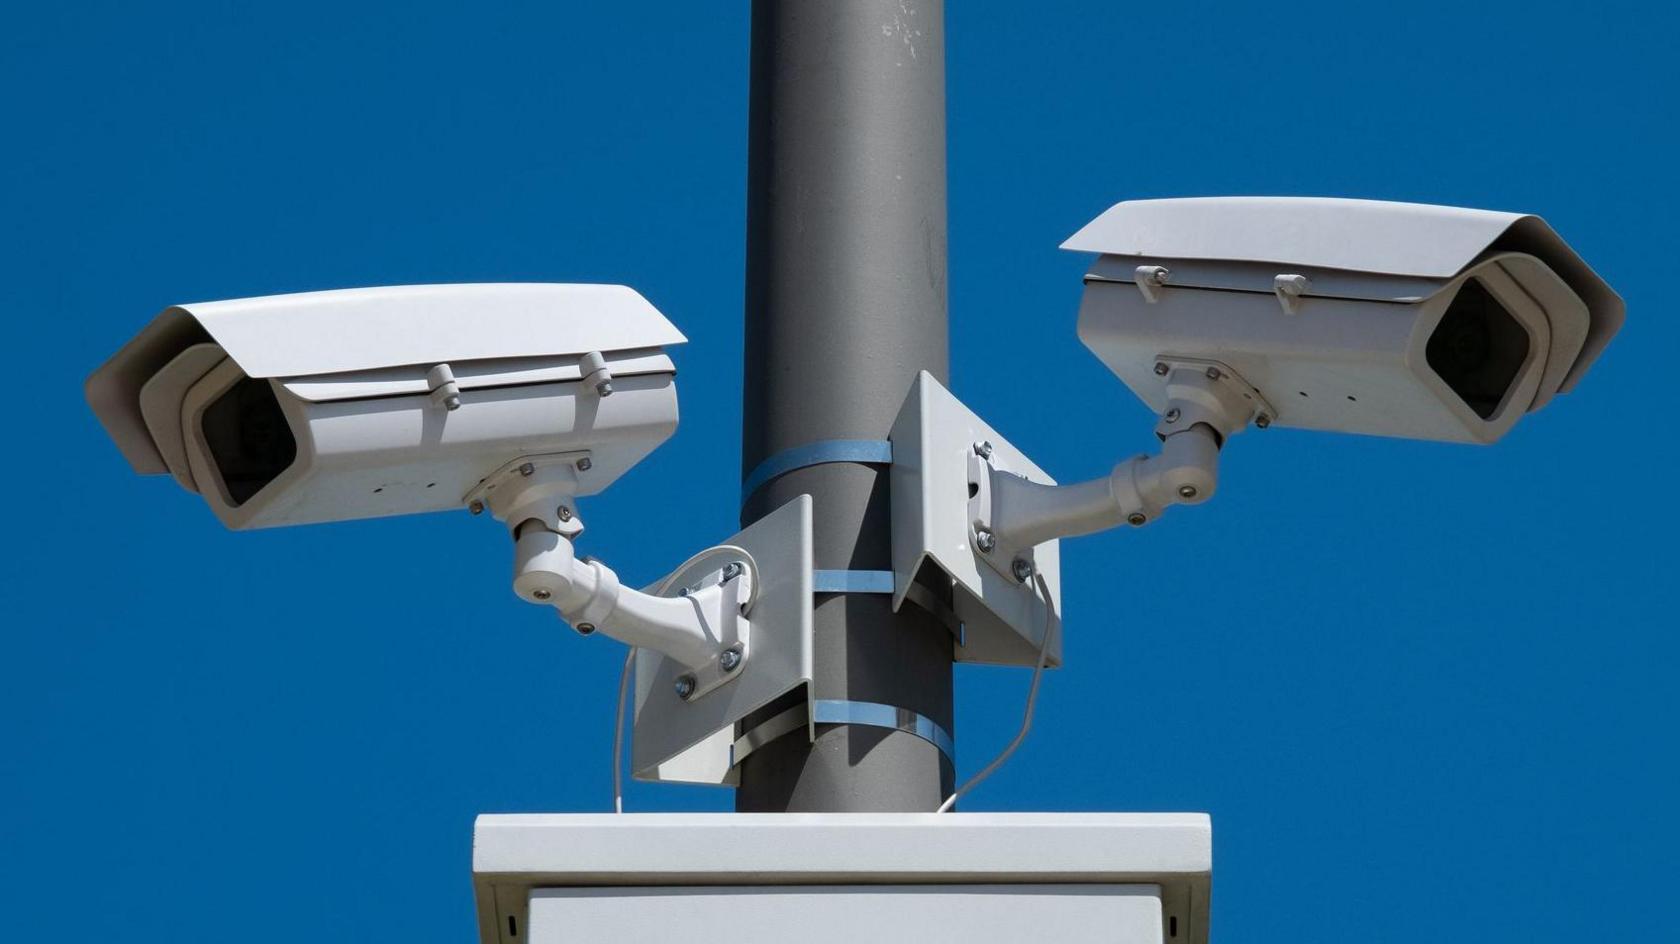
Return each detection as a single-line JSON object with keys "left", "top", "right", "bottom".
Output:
{"left": 1426, "top": 279, "right": 1531, "bottom": 419}
{"left": 202, "top": 377, "right": 297, "bottom": 505}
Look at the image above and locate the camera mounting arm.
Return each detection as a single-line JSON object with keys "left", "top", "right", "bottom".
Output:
{"left": 510, "top": 524, "right": 751, "bottom": 669}
{"left": 976, "top": 362, "right": 1269, "bottom": 561}
{"left": 467, "top": 456, "right": 755, "bottom": 700}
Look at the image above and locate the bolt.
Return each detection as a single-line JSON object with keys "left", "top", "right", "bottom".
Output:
{"left": 678, "top": 586, "right": 691, "bottom": 597}
{"left": 443, "top": 393, "right": 461, "bottom": 411}
{"left": 1011, "top": 557, "right": 1034, "bottom": 583}
{"left": 1164, "top": 408, "right": 1181, "bottom": 424}
{"left": 975, "top": 529, "right": 997, "bottom": 553}
{"left": 468, "top": 500, "right": 485, "bottom": 516}
{"left": 1255, "top": 414, "right": 1272, "bottom": 429}
{"left": 519, "top": 462, "right": 535, "bottom": 477}
{"left": 575, "top": 622, "right": 596, "bottom": 636}
{"left": 1153, "top": 362, "right": 1170, "bottom": 377}
{"left": 576, "top": 457, "right": 593, "bottom": 471}
{"left": 1127, "top": 512, "right": 1148, "bottom": 527}
{"left": 595, "top": 380, "right": 614, "bottom": 397}
{"left": 1144, "top": 266, "right": 1170, "bottom": 285}
{"left": 531, "top": 588, "right": 552, "bottom": 602}
{"left": 1178, "top": 485, "right": 1199, "bottom": 500}
{"left": 720, "top": 647, "right": 743, "bottom": 672}
{"left": 974, "top": 440, "right": 995, "bottom": 459}
{"left": 674, "top": 675, "right": 697, "bottom": 700}
{"left": 721, "top": 562, "right": 744, "bottom": 583}
{"left": 1205, "top": 367, "right": 1221, "bottom": 381}
{"left": 557, "top": 505, "right": 573, "bottom": 522}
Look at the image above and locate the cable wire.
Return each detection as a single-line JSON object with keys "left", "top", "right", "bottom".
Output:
{"left": 936, "top": 571, "right": 1057, "bottom": 813}
{"left": 612, "top": 646, "right": 635, "bottom": 813}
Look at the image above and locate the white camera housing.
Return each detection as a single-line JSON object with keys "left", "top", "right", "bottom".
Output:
{"left": 1064, "top": 197, "right": 1624, "bottom": 444}
{"left": 86, "top": 283, "right": 685, "bottom": 529}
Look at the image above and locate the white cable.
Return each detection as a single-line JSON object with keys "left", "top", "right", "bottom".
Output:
{"left": 608, "top": 544, "right": 762, "bottom": 813}
{"left": 936, "top": 571, "right": 1057, "bottom": 813}
{"left": 612, "top": 646, "right": 634, "bottom": 813}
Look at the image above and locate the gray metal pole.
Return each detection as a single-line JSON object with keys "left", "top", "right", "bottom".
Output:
{"left": 737, "top": 0, "right": 953, "bottom": 812}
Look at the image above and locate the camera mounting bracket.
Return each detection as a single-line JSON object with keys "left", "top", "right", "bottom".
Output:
{"left": 472, "top": 453, "right": 754, "bottom": 679}
{"left": 1148, "top": 357, "right": 1272, "bottom": 442}
{"left": 633, "top": 494, "right": 815, "bottom": 785}
{"left": 979, "top": 361, "right": 1267, "bottom": 561}
{"left": 470, "top": 458, "right": 816, "bottom": 787}
{"left": 464, "top": 451, "right": 593, "bottom": 536}
{"left": 889, "top": 373, "right": 1063, "bottom": 668}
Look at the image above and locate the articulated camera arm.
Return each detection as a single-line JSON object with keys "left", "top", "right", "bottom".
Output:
{"left": 510, "top": 524, "right": 749, "bottom": 672}
{"left": 468, "top": 457, "right": 754, "bottom": 696}
{"left": 979, "top": 363, "right": 1268, "bottom": 558}
{"left": 988, "top": 422, "right": 1222, "bottom": 546}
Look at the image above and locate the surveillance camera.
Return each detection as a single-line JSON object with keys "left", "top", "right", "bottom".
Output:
{"left": 88, "top": 281, "right": 811, "bottom": 724}
{"left": 1063, "top": 197, "right": 1624, "bottom": 444}
{"left": 86, "top": 283, "right": 686, "bottom": 529}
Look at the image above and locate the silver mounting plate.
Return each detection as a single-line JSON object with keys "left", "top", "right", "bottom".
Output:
{"left": 632, "top": 494, "right": 815, "bottom": 785}
{"left": 889, "top": 372, "right": 1063, "bottom": 668}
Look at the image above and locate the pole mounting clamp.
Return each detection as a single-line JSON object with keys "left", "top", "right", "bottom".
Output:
{"left": 741, "top": 439, "right": 893, "bottom": 506}
{"left": 730, "top": 699, "right": 956, "bottom": 769}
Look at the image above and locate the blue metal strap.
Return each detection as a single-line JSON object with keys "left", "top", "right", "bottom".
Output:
{"left": 812, "top": 699, "right": 956, "bottom": 765}
{"left": 741, "top": 439, "right": 893, "bottom": 505}
{"left": 812, "top": 569, "right": 896, "bottom": 594}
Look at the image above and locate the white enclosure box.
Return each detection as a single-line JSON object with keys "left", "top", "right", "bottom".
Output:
{"left": 473, "top": 813, "right": 1211, "bottom": 944}
{"left": 1064, "top": 197, "right": 1624, "bottom": 444}
{"left": 85, "top": 283, "right": 686, "bottom": 528}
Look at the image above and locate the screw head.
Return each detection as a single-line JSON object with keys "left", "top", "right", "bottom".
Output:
{"left": 575, "top": 622, "right": 596, "bottom": 636}
{"left": 1178, "top": 485, "right": 1199, "bottom": 500}
{"left": 557, "top": 506, "right": 574, "bottom": 522}
{"left": 721, "top": 562, "right": 744, "bottom": 583}
{"left": 531, "top": 588, "right": 552, "bottom": 602}
{"left": 1255, "top": 414, "right": 1272, "bottom": 429}
{"left": 1205, "top": 367, "right": 1221, "bottom": 381}
{"left": 1127, "top": 512, "right": 1148, "bottom": 527}
{"left": 1153, "top": 362, "right": 1170, "bottom": 376}
{"left": 1164, "top": 408, "right": 1181, "bottom": 423}
{"left": 443, "top": 393, "right": 462, "bottom": 411}
{"left": 468, "top": 500, "right": 485, "bottom": 516}
{"left": 974, "top": 529, "right": 997, "bottom": 553}
{"left": 974, "top": 440, "right": 995, "bottom": 459}
{"left": 518, "top": 462, "right": 535, "bottom": 476}
{"left": 576, "top": 457, "right": 593, "bottom": 471}
{"left": 1010, "top": 557, "right": 1034, "bottom": 582}
{"left": 595, "top": 381, "right": 614, "bottom": 397}
{"left": 720, "top": 647, "right": 743, "bottom": 672}
{"left": 674, "top": 675, "right": 697, "bottom": 700}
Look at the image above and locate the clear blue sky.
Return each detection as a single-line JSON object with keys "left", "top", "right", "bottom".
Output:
{"left": 3, "top": 2, "right": 1674, "bottom": 941}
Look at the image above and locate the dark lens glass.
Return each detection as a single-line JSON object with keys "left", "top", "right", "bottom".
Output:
{"left": 201, "top": 377, "right": 297, "bottom": 505}
{"left": 1425, "top": 279, "right": 1531, "bottom": 419}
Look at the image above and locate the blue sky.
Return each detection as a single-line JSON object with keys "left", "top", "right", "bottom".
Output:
{"left": 3, "top": 1, "right": 1675, "bottom": 941}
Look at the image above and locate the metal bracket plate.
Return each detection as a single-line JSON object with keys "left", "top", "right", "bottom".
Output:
{"left": 631, "top": 494, "right": 815, "bottom": 785}
{"left": 664, "top": 572, "right": 754, "bottom": 703}
{"left": 888, "top": 372, "right": 1063, "bottom": 667}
